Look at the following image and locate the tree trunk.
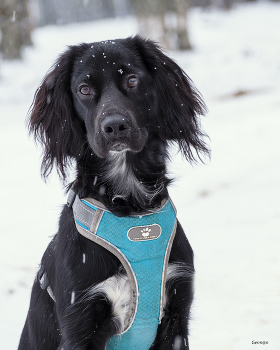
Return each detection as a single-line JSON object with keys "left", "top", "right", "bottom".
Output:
{"left": 131, "top": 0, "right": 191, "bottom": 51}
{"left": 174, "top": 0, "right": 191, "bottom": 50}
{"left": 0, "top": 0, "right": 32, "bottom": 60}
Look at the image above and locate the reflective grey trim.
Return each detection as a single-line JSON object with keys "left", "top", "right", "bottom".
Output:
{"left": 72, "top": 196, "right": 96, "bottom": 230}
{"left": 159, "top": 219, "right": 177, "bottom": 322}
{"left": 90, "top": 208, "right": 104, "bottom": 234}
{"left": 83, "top": 197, "right": 108, "bottom": 211}
{"left": 84, "top": 196, "right": 169, "bottom": 217}
{"left": 168, "top": 197, "right": 177, "bottom": 216}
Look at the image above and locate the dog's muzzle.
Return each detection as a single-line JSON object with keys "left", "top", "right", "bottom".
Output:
{"left": 101, "top": 114, "right": 130, "bottom": 139}
{"left": 100, "top": 114, "right": 131, "bottom": 152}
{"left": 91, "top": 111, "right": 148, "bottom": 157}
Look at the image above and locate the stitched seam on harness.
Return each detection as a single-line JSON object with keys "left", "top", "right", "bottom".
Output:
{"left": 78, "top": 202, "right": 94, "bottom": 215}
{"left": 75, "top": 213, "right": 92, "bottom": 228}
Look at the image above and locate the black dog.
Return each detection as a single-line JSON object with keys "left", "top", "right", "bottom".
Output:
{"left": 18, "top": 36, "right": 209, "bottom": 350}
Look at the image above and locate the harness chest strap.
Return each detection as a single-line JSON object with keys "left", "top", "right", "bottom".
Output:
{"left": 69, "top": 190, "right": 177, "bottom": 349}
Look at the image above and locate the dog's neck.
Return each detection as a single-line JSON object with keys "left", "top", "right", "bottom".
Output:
{"left": 104, "top": 151, "right": 164, "bottom": 203}
{"left": 74, "top": 140, "right": 170, "bottom": 216}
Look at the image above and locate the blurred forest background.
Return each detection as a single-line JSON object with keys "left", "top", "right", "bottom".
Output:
{"left": 1, "top": 0, "right": 279, "bottom": 60}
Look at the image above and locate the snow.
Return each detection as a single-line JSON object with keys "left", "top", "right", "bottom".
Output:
{"left": 71, "top": 291, "right": 76, "bottom": 305}
{"left": 1, "top": 2, "right": 280, "bottom": 349}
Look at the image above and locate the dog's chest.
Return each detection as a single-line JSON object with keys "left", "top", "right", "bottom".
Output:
{"left": 69, "top": 191, "right": 177, "bottom": 349}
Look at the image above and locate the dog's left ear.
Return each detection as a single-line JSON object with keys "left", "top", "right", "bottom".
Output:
{"left": 131, "top": 36, "right": 210, "bottom": 163}
{"left": 28, "top": 45, "right": 86, "bottom": 180}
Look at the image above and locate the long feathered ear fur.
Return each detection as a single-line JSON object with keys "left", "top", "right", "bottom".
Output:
{"left": 131, "top": 36, "right": 210, "bottom": 163}
{"left": 28, "top": 45, "right": 86, "bottom": 180}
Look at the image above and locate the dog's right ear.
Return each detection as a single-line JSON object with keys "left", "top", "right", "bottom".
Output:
{"left": 28, "top": 45, "right": 85, "bottom": 180}
{"left": 130, "top": 35, "right": 210, "bottom": 164}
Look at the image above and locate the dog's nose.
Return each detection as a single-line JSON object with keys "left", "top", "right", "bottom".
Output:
{"left": 101, "top": 115, "right": 130, "bottom": 138}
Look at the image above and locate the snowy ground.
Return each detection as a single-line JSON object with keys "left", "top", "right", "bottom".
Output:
{"left": 0, "top": 1, "right": 280, "bottom": 349}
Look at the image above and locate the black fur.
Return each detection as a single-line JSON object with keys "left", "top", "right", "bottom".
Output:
{"left": 19, "top": 36, "right": 209, "bottom": 350}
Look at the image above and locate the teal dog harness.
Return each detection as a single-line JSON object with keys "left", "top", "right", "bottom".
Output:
{"left": 67, "top": 189, "right": 177, "bottom": 349}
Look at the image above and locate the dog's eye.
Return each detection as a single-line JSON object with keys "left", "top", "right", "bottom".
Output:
{"left": 79, "top": 85, "right": 91, "bottom": 95}
{"left": 127, "top": 76, "right": 138, "bottom": 88}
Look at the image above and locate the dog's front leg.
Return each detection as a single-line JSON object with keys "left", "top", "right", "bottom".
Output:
{"left": 150, "top": 280, "right": 192, "bottom": 350}
{"left": 52, "top": 206, "right": 121, "bottom": 349}
{"left": 56, "top": 293, "right": 116, "bottom": 350}
{"left": 150, "top": 314, "right": 190, "bottom": 350}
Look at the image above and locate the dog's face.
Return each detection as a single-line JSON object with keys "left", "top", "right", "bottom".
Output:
{"left": 29, "top": 36, "right": 209, "bottom": 181}
{"left": 70, "top": 41, "right": 154, "bottom": 158}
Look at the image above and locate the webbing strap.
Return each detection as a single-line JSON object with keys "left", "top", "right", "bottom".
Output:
{"left": 72, "top": 196, "right": 97, "bottom": 231}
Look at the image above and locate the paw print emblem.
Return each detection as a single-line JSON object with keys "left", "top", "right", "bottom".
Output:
{"left": 141, "top": 227, "right": 151, "bottom": 237}
{"left": 127, "top": 224, "right": 161, "bottom": 241}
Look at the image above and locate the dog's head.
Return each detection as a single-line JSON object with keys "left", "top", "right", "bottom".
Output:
{"left": 29, "top": 36, "right": 209, "bottom": 180}
{"left": 70, "top": 39, "right": 153, "bottom": 158}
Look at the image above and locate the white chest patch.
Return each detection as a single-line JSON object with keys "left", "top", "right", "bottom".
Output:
{"left": 89, "top": 273, "right": 130, "bottom": 333}
{"left": 104, "top": 152, "right": 157, "bottom": 203}
{"left": 88, "top": 262, "right": 193, "bottom": 333}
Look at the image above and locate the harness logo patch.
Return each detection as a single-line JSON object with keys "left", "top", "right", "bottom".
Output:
{"left": 127, "top": 224, "right": 162, "bottom": 241}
